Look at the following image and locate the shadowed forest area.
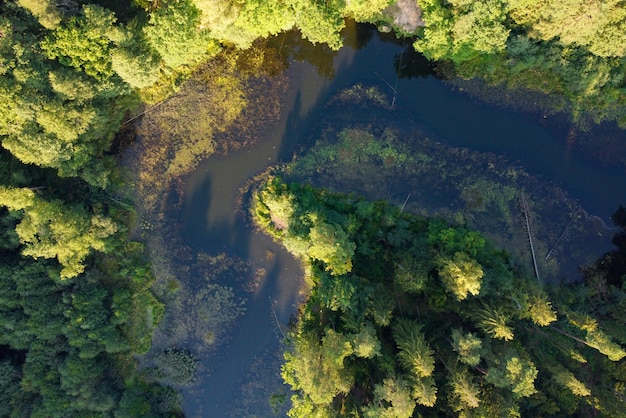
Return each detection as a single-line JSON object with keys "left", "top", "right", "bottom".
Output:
{"left": 0, "top": 0, "right": 625, "bottom": 416}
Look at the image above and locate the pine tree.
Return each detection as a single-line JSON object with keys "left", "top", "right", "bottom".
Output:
{"left": 451, "top": 328, "right": 483, "bottom": 366}
{"left": 393, "top": 318, "right": 435, "bottom": 378}
{"left": 450, "top": 369, "right": 481, "bottom": 410}
{"left": 364, "top": 377, "right": 416, "bottom": 418}
{"left": 478, "top": 305, "right": 515, "bottom": 341}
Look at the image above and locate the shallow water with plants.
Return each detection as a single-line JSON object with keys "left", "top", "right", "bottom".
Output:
{"left": 126, "top": 24, "right": 626, "bottom": 417}
{"left": 3, "top": 2, "right": 625, "bottom": 416}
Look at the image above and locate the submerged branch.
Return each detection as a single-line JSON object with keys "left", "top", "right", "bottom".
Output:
{"left": 400, "top": 192, "right": 411, "bottom": 213}
{"left": 546, "top": 219, "right": 573, "bottom": 260}
{"left": 270, "top": 298, "right": 286, "bottom": 340}
{"left": 521, "top": 193, "right": 540, "bottom": 281}
{"left": 122, "top": 95, "right": 180, "bottom": 126}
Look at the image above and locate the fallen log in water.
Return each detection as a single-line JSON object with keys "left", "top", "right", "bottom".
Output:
{"left": 520, "top": 193, "right": 540, "bottom": 281}
{"left": 545, "top": 219, "right": 573, "bottom": 260}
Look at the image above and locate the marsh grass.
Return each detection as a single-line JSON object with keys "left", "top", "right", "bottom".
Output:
{"left": 119, "top": 44, "right": 290, "bottom": 397}
{"left": 122, "top": 43, "right": 288, "bottom": 227}
{"left": 327, "top": 84, "right": 390, "bottom": 108}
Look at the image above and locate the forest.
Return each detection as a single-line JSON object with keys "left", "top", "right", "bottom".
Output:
{"left": 0, "top": 0, "right": 625, "bottom": 416}
{"left": 254, "top": 178, "right": 626, "bottom": 417}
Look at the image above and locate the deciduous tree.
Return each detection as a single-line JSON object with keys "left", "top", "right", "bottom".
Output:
{"left": 41, "top": 5, "right": 122, "bottom": 80}
{"left": 307, "top": 220, "right": 356, "bottom": 275}
{"left": 144, "top": 0, "right": 220, "bottom": 69}
{"left": 0, "top": 186, "right": 118, "bottom": 279}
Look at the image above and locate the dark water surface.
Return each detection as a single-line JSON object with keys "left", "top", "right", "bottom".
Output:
{"left": 177, "top": 24, "right": 626, "bottom": 416}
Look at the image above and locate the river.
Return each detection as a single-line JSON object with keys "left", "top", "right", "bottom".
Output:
{"left": 174, "top": 23, "right": 626, "bottom": 416}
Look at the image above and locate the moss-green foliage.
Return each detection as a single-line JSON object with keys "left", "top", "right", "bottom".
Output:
{"left": 1, "top": 1, "right": 624, "bottom": 416}
{"left": 415, "top": 0, "right": 510, "bottom": 62}
{"left": 485, "top": 354, "right": 538, "bottom": 398}
{"left": 0, "top": 134, "right": 170, "bottom": 415}
{"left": 15, "top": 0, "right": 62, "bottom": 29}
{"left": 437, "top": 251, "right": 484, "bottom": 301}
{"left": 142, "top": 0, "right": 394, "bottom": 53}
{"left": 451, "top": 329, "right": 482, "bottom": 366}
{"left": 195, "top": 0, "right": 294, "bottom": 48}
{"left": 291, "top": 0, "right": 345, "bottom": 50}
{"left": 344, "top": 0, "right": 394, "bottom": 22}
{"left": 254, "top": 178, "right": 626, "bottom": 416}
{"left": 0, "top": 152, "right": 169, "bottom": 413}
{"left": 0, "top": 244, "right": 170, "bottom": 416}
{"left": 41, "top": 5, "right": 122, "bottom": 80}
{"left": 111, "top": 21, "right": 163, "bottom": 89}
{"left": 477, "top": 305, "right": 515, "bottom": 341}
{"left": 193, "top": 0, "right": 392, "bottom": 50}
{"left": 469, "top": 39, "right": 626, "bottom": 127}
{"left": 0, "top": 4, "right": 127, "bottom": 187}
{"left": 508, "top": 0, "right": 626, "bottom": 58}
{"left": 254, "top": 177, "right": 360, "bottom": 277}
{"left": 1, "top": 0, "right": 225, "bottom": 187}
{"left": 363, "top": 376, "right": 417, "bottom": 417}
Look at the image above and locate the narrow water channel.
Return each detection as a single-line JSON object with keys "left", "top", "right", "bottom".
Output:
{"left": 176, "top": 23, "right": 626, "bottom": 416}
{"left": 178, "top": 41, "right": 357, "bottom": 417}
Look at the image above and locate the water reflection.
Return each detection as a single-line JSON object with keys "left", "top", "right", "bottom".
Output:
{"left": 180, "top": 29, "right": 359, "bottom": 417}
{"left": 394, "top": 42, "right": 436, "bottom": 79}
{"left": 176, "top": 22, "right": 626, "bottom": 417}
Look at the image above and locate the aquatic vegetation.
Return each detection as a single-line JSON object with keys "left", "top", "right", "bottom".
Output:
{"left": 147, "top": 240, "right": 248, "bottom": 354}
{"left": 284, "top": 106, "right": 607, "bottom": 283}
{"left": 126, "top": 44, "right": 286, "bottom": 224}
{"left": 327, "top": 84, "right": 390, "bottom": 108}
{"left": 153, "top": 348, "right": 200, "bottom": 387}
{"left": 229, "top": 347, "right": 291, "bottom": 417}
{"left": 1, "top": 0, "right": 624, "bottom": 414}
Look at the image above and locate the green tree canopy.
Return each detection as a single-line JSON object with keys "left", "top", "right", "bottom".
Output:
{"left": 16, "top": 0, "right": 62, "bottom": 29}
{"left": 41, "top": 5, "right": 122, "bottom": 80}
{"left": 0, "top": 186, "right": 118, "bottom": 279}
{"left": 437, "top": 251, "right": 484, "bottom": 301}
{"left": 451, "top": 328, "right": 483, "bottom": 366}
{"left": 144, "top": 0, "right": 220, "bottom": 69}
{"left": 307, "top": 219, "right": 356, "bottom": 275}
{"left": 508, "top": 0, "right": 626, "bottom": 57}
{"left": 393, "top": 318, "right": 435, "bottom": 379}
{"left": 485, "top": 354, "right": 538, "bottom": 398}
{"left": 255, "top": 179, "right": 626, "bottom": 416}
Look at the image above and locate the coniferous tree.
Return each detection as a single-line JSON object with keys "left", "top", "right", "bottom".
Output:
{"left": 393, "top": 318, "right": 436, "bottom": 379}
{"left": 437, "top": 251, "right": 483, "bottom": 301}
{"left": 477, "top": 305, "right": 515, "bottom": 341}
